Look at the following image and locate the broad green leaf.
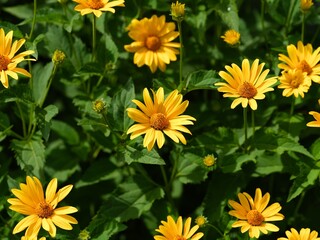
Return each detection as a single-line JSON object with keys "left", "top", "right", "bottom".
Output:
{"left": 35, "top": 104, "right": 59, "bottom": 141}
{"left": 310, "top": 138, "right": 320, "bottom": 160}
{"left": 3, "top": 4, "right": 33, "bottom": 20}
{"left": 255, "top": 151, "right": 283, "bottom": 175}
{"left": 184, "top": 70, "right": 220, "bottom": 93}
{"left": 97, "top": 33, "right": 119, "bottom": 63}
{"left": 88, "top": 219, "right": 127, "bottom": 240}
{"left": 51, "top": 120, "right": 80, "bottom": 145}
{"left": 107, "top": 79, "right": 135, "bottom": 132}
{"left": 210, "top": 0, "right": 239, "bottom": 31}
{"left": 118, "top": 144, "right": 165, "bottom": 165}
{"left": 0, "top": 84, "right": 33, "bottom": 103}
{"left": 11, "top": 134, "right": 45, "bottom": 178}
{"left": 32, "top": 62, "right": 54, "bottom": 106}
{"left": 99, "top": 175, "right": 164, "bottom": 222}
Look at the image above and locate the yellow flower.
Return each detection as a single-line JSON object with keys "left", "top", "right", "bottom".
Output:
{"left": 203, "top": 154, "right": 216, "bottom": 167}
{"left": 22, "top": 236, "right": 46, "bottom": 240}
{"left": 300, "top": 0, "right": 313, "bottom": 12}
{"left": 171, "top": 1, "right": 185, "bottom": 22}
{"left": 307, "top": 111, "right": 320, "bottom": 127}
{"left": 127, "top": 87, "right": 196, "bottom": 151}
{"left": 215, "top": 59, "right": 277, "bottom": 110}
{"left": 154, "top": 216, "right": 204, "bottom": 240}
{"left": 0, "top": 28, "right": 34, "bottom": 88}
{"left": 73, "top": 0, "right": 125, "bottom": 17}
{"left": 194, "top": 215, "right": 207, "bottom": 227}
{"left": 278, "top": 69, "right": 311, "bottom": 98}
{"left": 228, "top": 188, "right": 284, "bottom": 239}
{"left": 124, "top": 15, "right": 180, "bottom": 73}
{"left": 7, "top": 176, "right": 78, "bottom": 238}
{"left": 221, "top": 29, "right": 240, "bottom": 45}
{"left": 278, "top": 41, "right": 320, "bottom": 83}
{"left": 278, "top": 228, "right": 320, "bottom": 240}
{"left": 52, "top": 49, "right": 66, "bottom": 65}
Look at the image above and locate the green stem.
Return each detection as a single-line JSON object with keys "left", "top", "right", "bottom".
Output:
{"left": 16, "top": 102, "right": 27, "bottom": 138}
{"left": 251, "top": 109, "right": 255, "bottom": 143}
{"left": 160, "top": 165, "right": 169, "bottom": 187}
{"left": 243, "top": 107, "right": 248, "bottom": 151}
{"left": 29, "top": 0, "right": 37, "bottom": 40}
{"left": 207, "top": 223, "right": 224, "bottom": 238}
{"left": 290, "top": 96, "right": 295, "bottom": 116}
{"left": 92, "top": 15, "right": 97, "bottom": 62}
{"left": 301, "top": 12, "right": 305, "bottom": 42}
{"left": 39, "top": 64, "right": 58, "bottom": 108}
{"left": 285, "top": 0, "right": 296, "bottom": 36}
{"left": 178, "top": 21, "right": 183, "bottom": 88}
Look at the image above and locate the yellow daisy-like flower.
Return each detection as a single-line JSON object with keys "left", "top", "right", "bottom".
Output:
{"left": 126, "top": 87, "right": 196, "bottom": 151}
{"left": 154, "top": 216, "right": 204, "bottom": 240}
{"left": 221, "top": 29, "right": 241, "bottom": 45}
{"left": 73, "top": 0, "right": 125, "bottom": 17}
{"left": 278, "top": 69, "right": 311, "bottom": 98}
{"left": 0, "top": 28, "right": 34, "bottom": 88}
{"left": 203, "top": 154, "right": 216, "bottom": 167}
{"left": 124, "top": 15, "right": 180, "bottom": 73}
{"left": 194, "top": 215, "right": 207, "bottom": 227}
{"left": 7, "top": 176, "right": 78, "bottom": 238}
{"left": 300, "top": 0, "right": 313, "bottom": 12}
{"left": 307, "top": 111, "right": 320, "bottom": 127}
{"left": 22, "top": 236, "right": 46, "bottom": 240}
{"left": 278, "top": 228, "right": 320, "bottom": 240}
{"left": 228, "top": 188, "right": 284, "bottom": 239}
{"left": 171, "top": 1, "right": 185, "bottom": 22}
{"left": 215, "top": 59, "right": 277, "bottom": 110}
{"left": 278, "top": 41, "right": 320, "bottom": 83}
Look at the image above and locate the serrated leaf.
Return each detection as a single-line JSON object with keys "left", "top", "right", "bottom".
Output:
{"left": 107, "top": 79, "right": 135, "bottom": 132}
{"left": 184, "top": 70, "right": 219, "bottom": 93}
{"left": 11, "top": 134, "right": 45, "bottom": 178}
{"left": 310, "top": 138, "right": 320, "bottom": 160}
{"left": 118, "top": 144, "right": 165, "bottom": 165}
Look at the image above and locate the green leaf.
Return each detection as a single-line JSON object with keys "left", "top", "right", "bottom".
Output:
{"left": 51, "top": 120, "right": 80, "bottom": 145}
{"left": 210, "top": 0, "right": 239, "bottom": 30}
{"left": 184, "top": 70, "right": 220, "bottom": 93}
{"left": 310, "top": 138, "right": 320, "bottom": 160}
{"left": 87, "top": 219, "right": 127, "bottom": 240}
{"left": 32, "top": 62, "right": 54, "bottom": 106}
{"left": 36, "top": 104, "right": 59, "bottom": 141}
{"left": 3, "top": 4, "right": 33, "bottom": 20}
{"left": 118, "top": 144, "right": 165, "bottom": 165}
{"left": 100, "top": 175, "right": 164, "bottom": 222}
{"left": 0, "top": 84, "right": 33, "bottom": 103}
{"left": 11, "top": 134, "right": 45, "bottom": 178}
{"left": 107, "top": 79, "right": 135, "bottom": 132}
{"left": 97, "top": 33, "right": 119, "bottom": 63}
{"left": 255, "top": 151, "right": 284, "bottom": 175}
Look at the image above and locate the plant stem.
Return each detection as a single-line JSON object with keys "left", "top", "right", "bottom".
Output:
{"left": 160, "top": 165, "right": 168, "bottom": 187}
{"left": 301, "top": 12, "right": 305, "bottom": 42}
{"left": 207, "top": 223, "right": 224, "bottom": 238}
{"left": 243, "top": 107, "right": 248, "bottom": 151}
{"left": 285, "top": 0, "right": 296, "bottom": 36}
{"left": 16, "top": 102, "right": 27, "bottom": 138}
{"left": 290, "top": 96, "right": 295, "bottom": 116}
{"left": 251, "top": 109, "right": 255, "bottom": 143}
{"left": 39, "top": 63, "right": 58, "bottom": 108}
{"left": 92, "top": 15, "right": 97, "bottom": 62}
{"left": 177, "top": 20, "right": 184, "bottom": 91}
{"left": 29, "top": 0, "right": 37, "bottom": 40}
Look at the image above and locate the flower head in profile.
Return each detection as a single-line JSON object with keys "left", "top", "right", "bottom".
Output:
{"left": 73, "top": 0, "right": 125, "bottom": 17}
{"left": 278, "top": 41, "right": 320, "bottom": 83}
{"left": 278, "top": 228, "right": 320, "bottom": 240}
{"left": 228, "top": 188, "right": 284, "bottom": 238}
{"left": 307, "top": 111, "right": 320, "bottom": 127}
{"left": 171, "top": 1, "right": 185, "bottom": 22}
{"left": 7, "top": 176, "right": 78, "bottom": 239}
{"left": 221, "top": 29, "right": 240, "bottom": 46}
{"left": 154, "top": 216, "right": 204, "bottom": 240}
{"left": 278, "top": 69, "right": 311, "bottom": 98}
{"left": 124, "top": 15, "right": 180, "bottom": 73}
{"left": 127, "top": 87, "right": 196, "bottom": 151}
{"left": 0, "top": 28, "right": 35, "bottom": 88}
{"left": 300, "top": 0, "right": 313, "bottom": 12}
{"left": 215, "top": 59, "right": 277, "bottom": 110}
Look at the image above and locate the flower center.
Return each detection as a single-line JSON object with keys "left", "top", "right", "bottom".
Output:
{"left": 145, "top": 36, "right": 161, "bottom": 51}
{"left": 87, "top": 0, "right": 104, "bottom": 9}
{"left": 0, "top": 55, "right": 10, "bottom": 71}
{"left": 289, "top": 75, "right": 303, "bottom": 88}
{"left": 246, "top": 210, "right": 264, "bottom": 226}
{"left": 298, "top": 60, "right": 312, "bottom": 75}
{"left": 150, "top": 113, "right": 169, "bottom": 130}
{"left": 35, "top": 201, "right": 54, "bottom": 218}
{"left": 238, "top": 82, "right": 257, "bottom": 98}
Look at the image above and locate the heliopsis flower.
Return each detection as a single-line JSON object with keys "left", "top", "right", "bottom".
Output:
{"left": 126, "top": 87, "right": 196, "bottom": 151}
{"left": 171, "top": 1, "right": 185, "bottom": 22}
{"left": 203, "top": 154, "right": 216, "bottom": 167}
{"left": 278, "top": 41, "right": 320, "bottom": 83}
{"left": 221, "top": 29, "right": 240, "bottom": 45}
{"left": 73, "top": 0, "right": 125, "bottom": 17}
{"left": 22, "top": 236, "right": 46, "bottom": 240}
{"left": 194, "top": 215, "right": 207, "bottom": 227}
{"left": 0, "top": 28, "right": 34, "bottom": 88}
{"left": 307, "top": 111, "right": 320, "bottom": 127}
{"left": 300, "top": 0, "right": 313, "bottom": 12}
{"left": 124, "top": 15, "right": 180, "bottom": 73}
{"left": 278, "top": 228, "right": 320, "bottom": 240}
{"left": 228, "top": 188, "right": 284, "bottom": 238}
{"left": 7, "top": 176, "right": 78, "bottom": 238}
{"left": 215, "top": 59, "right": 277, "bottom": 110}
{"left": 154, "top": 216, "right": 204, "bottom": 240}
{"left": 278, "top": 69, "right": 311, "bottom": 98}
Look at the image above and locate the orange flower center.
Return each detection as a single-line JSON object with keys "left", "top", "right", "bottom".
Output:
{"left": 246, "top": 210, "right": 264, "bottom": 226}
{"left": 238, "top": 82, "right": 257, "bottom": 98}
{"left": 35, "top": 201, "right": 54, "bottom": 218}
{"left": 289, "top": 75, "right": 303, "bottom": 88}
{"left": 0, "top": 55, "right": 10, "bottom": 71}
{"left": 298, "top": 60, "right": 312, "bottom": 75}
{"left": 145, "top": 36, "right": 161, "bottom": 51}
{"left": 87, "top": 0, "right": 104, "bottom": 9}
{"left": 150, "top": 113, "right": 169, "bottom": 130}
